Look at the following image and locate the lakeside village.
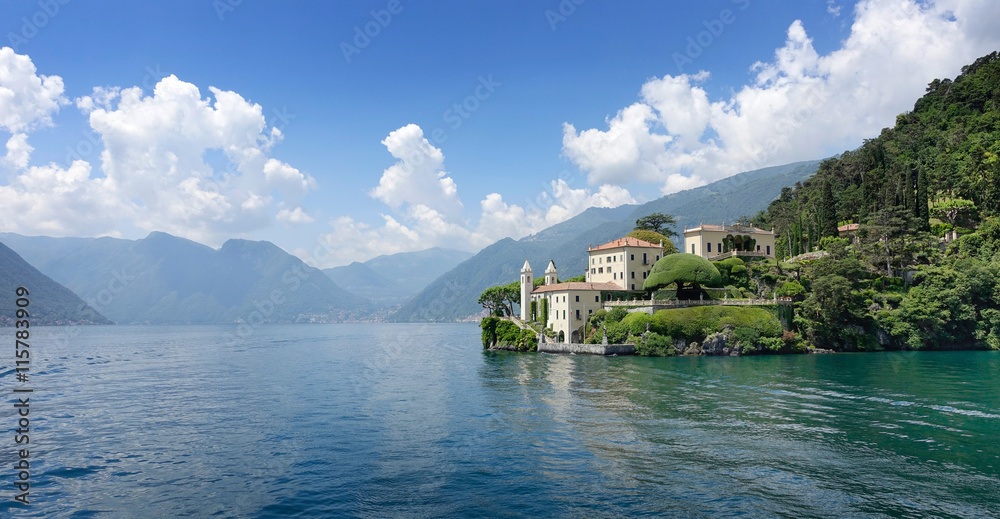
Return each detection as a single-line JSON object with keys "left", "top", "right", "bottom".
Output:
{"left": 480, "top": 218, "right": 803, "bottom": 357}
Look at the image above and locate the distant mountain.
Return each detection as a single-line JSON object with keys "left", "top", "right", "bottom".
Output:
{"left": 0, "top": 240, "right": 110, "bottom": 326}
{"left": 3, "top": 232, "right": 370, "bottom": 324}
{"left": 391, "top": 160, "right": 822, "bottom": 321}
{"left": 323, "top": 247, "right": 474, "bottom": 304}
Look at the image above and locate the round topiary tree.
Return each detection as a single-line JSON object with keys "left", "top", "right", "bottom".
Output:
{"left": 643, "top": 253, "right": 723, "bottom": 297}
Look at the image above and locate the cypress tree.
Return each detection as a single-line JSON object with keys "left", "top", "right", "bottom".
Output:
{"left": 904, "top": 166, "right": 915, "bottom": 216}
{"left": 917, "top": 166, "right": 930, "bottom": 231}
{"left": 820, "top": 178, "right": 838, "bottom": 238}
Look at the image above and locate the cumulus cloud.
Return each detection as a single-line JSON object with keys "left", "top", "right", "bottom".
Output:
{"left": 276, "top": 206, "right": 315, "bottom": 224}
{"left": 562, "top": 0, "right": 1000, "bottom": 195}
{"left": 0, "top": 47, "right": 66, "bottom": 134}
{"left": 0, "top": 50, "right": 317, "bottom": 243}
{"left": 313, "top": 124, "right": 636, "bottom": 266}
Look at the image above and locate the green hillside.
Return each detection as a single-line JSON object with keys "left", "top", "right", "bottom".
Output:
{"left": 0, "top": 241, "right": 110, "bottom": 326}
{"left": 392, "top": 159, "right": 821, "bottom": 321}
{"left": 754, "top": 51, "right": 1000, "bottom": 351}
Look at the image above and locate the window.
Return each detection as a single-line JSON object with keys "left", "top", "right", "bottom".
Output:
{"left": 575, "top": 295, "right": 579, "bottom": 302}
{"left": 631, "top": 271, "right": 635, "bottom": 279}
{"left": 643, "top": 271, "right": 647, "bottom": 279}
{"left": 563, "top": 310, "right": 566, "bottom": 319}
{"left": 691, "top": 244, "right": 695, "bottom": 254}
{"left": 607, "top": 255, "right": 612, "bottom": 263}
{"left": 595, "top": 296, "right": 599, "bottom": 302}
{"left": 591, "top": 258, "right": 595, "bottom": 265}
{"left": 598, "top": 267, "right": 603, "bottom": 274}
{"left": 708, "top": 243, "right": 712, "bottom": 253}
{"left": 630, "top": 254, "right": 635, "bottom": 260}
{"left": 643, "top": 252, "right": 647, "bottom": 264}
{"left": 656, "top": 255, "right": 659, "bottom": 261}
{"left": 613, "top": 272, "right": 617, "bottom": 280}
{"left": 575, "top": 309, "right": 580, "bottom": 320}
{"left": 757, "top": 245, "right": 761, "bottom": 251}
{"left": 767, "top": 245, "right": 771, "bottom": 255}
{"left": 631, "top": 284, "right": 635, "bottom": 290}
{"left": 591, "top": 268, "right": 595, "bottom": 274}
{"left": 588, "top": 309, "right": 593, "bottom": 315}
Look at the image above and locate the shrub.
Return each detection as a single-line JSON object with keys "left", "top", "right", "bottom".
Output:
{"left": 644, "top": 253, "right": 723, "bottom": 291}
{"left": 636, "top": 332, "right": 674, "bottom": 356}
{"left": 605, "top": 320, "right": 629, "bottom": 344}
{"left": 621, "top": 311, "right": 652, "bottom": 335}
{"left": 540, "top": 298, "right": 549, "bottom": 325}
{"left": 776, "top": 281, "right": 807, "bottom": 300}
{"left": 605, "top": 306, "right": 628, "bottom": 323}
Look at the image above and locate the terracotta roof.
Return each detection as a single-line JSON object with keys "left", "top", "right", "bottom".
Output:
{"left": 837, "top": 223, "right": 860, "bottom": 232}
{"left": 589, "top": 237, "right": 661, "bottom": 251}
{"left": 531, "top": 282, "right": 626, "bottom": 294}
{"left": 683, "top": 224, "right": 773, "bottom": 235}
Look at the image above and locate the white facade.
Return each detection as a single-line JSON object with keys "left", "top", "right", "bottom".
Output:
{"left": 683, "top": 224, "right": 776, "bottom": 260}
{"left": 584, "top": 237, "right": 664, "bottom": 291}
{"left": 519, "top": 260, "right": 533, "bottom": 320}
{"left": 531, "top": 282, "right": 620, "bottom": 343}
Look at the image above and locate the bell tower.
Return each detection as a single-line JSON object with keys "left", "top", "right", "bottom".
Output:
{"left": 520, "top": 260, "right": 533, "bottom": 320}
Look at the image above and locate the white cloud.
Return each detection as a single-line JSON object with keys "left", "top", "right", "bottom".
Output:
{"left": 0, "top": 160, "right": 122, "bottom": 237}
{"left": 0, "top": 53, "right": 318, "bottom": 243}
{"left": 2, "top": 133, "right": 32, "bottom": 170}
{"left": 369, "top": 124, "right": 464, "bottom": 220}
{"left": 276, "top": 206, "right": 315, "bottom": 224}
{"left": 827, "top": 1, "right": 842, "bottom": 16}
{"left": 562, "top": 0, "right": 1000, "bottom": 195}
{"left": 0, "top": 47, "right": 66, "bottom": 134}
{"left": 314, "top": 124, "right": 636, "bottom": 266}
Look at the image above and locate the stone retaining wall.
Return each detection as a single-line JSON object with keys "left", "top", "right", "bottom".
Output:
{"left": 537, "top": 343, "right": 636, "bottom": 356}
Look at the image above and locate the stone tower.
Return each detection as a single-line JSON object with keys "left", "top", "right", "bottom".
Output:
{"left": 520, "top": 259, "right": 533, "bottom": 320}
{"left": 545, "top": 260, "right": 558, "bottom": 285}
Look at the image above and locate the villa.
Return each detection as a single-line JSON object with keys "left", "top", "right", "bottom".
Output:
{"left": 521, "top": 236, "right": 664, "bottom": 343}
{"left": 683, "top": 223, "right": 776, "bottom": 261}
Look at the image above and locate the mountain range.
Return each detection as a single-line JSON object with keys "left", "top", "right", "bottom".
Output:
{"left": 1, "top": 232, "right": 368, "bottom": 324}
{"left": 391, "top": 159, "right": 823, "bottom": 321}
{"left": 322, "top": 247, "right": 473, "bottom": 305}
{"left": 0, "top": 241, "right": 110, "bottom": 326}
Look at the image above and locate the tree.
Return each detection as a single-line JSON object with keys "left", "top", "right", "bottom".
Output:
{"left": 643, "top": 253, "right": 722, "bottom": 294}
{"left": 626, "top": 229, "right": 677, "bottom": 255}
{"left": 819, "top": 178, "right": 838, "bottom": 239}
{"left": 540, "top": 297, "right": 549, "bottom": 325}
{"left": 862, "top": 206, "right": 911, "bottom": 277}
{"left": 931, "top": 198, "right": 977, "bottom": 237}
{"left": 635, "top": 213, "right": 678, "bottom": 238}
{"left": 477, "top": 281, "right": 520, "bottom": 317}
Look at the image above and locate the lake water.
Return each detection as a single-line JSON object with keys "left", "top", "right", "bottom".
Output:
{"left": 3, "top": 323, "right": 999, "bottom": 517}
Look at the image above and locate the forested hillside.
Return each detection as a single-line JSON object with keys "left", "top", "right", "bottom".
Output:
{"left": 754, "top": 51, "right": 1000, "bottom": 351}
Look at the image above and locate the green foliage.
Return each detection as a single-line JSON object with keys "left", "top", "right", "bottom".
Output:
{"left": 635, "top": 212, "right": 678, "bottom": 237}
{"left": 529, "top": 300, "right": 537, "bottom": 321}
{"left": 621, "top": 311, "right": 652, "bottom": 336}
{"left": 644, "top": 253, "right": 723, "bottom": 292}
{"left": 480, "top": 317, "right": 539, "bottom": 351}
{"left": 562, "top": 274, "right": 586, "bottom": 282}
{"left": 605, "top": 320, "right": 629, "bottom": 344}
{"left": 605, "top": 306, "right": 628, "bottom": 323}
{"left": 636, "top": 332, "right": 674, "bottom": 356}
{"left": 478, "top": 281, "right": 520, "bottom": 317}
{"left": 540, "top": 297, "right": 549, "bottom": 325}
{"left": 648, "top": 306, "right": 782, "bottom": 344}
{"left": 776, "top": 281, "right": 807, "bottom": 300}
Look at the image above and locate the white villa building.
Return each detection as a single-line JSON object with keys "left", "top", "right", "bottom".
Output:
{"left": 520, "top": 237, "right": 664, "bottom": 343}
{"left": 683, "top": 223, "right": 776, "bottom": 261}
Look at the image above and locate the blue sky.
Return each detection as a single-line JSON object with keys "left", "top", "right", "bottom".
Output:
{"left": 1, "top": 0, "right": 998, "bottom": 266}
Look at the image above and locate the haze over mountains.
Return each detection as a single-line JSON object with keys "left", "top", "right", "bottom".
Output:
{"left": 0, "top": 241, "right": 110, "bottom": 326}
{"left": 0, "top": 159, "right": 820, "bottom": 324}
